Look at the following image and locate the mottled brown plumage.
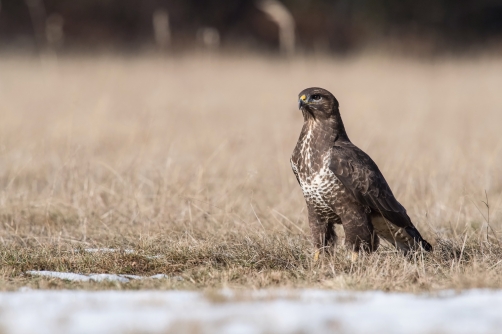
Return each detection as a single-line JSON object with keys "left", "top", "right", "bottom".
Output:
{"left": 291, "top": 87, "right": 432, "bottom": 256}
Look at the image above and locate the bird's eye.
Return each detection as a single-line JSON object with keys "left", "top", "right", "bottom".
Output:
{"left": 311, "top": 94, "right": 321, "bottom": 101}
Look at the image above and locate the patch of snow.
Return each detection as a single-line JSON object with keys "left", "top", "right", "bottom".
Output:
{"left": 84, "top": 248, "right": 135, "bottom": 254}
{"left": 120, "top": 274, "right": 143, "bottom": 280}
{"left": 26, "top": 271, "right": 180, "bottom": 283}
{"left": 1, "top": 289, "right": 502, "bottom": 334}
{"left": 81, "top": 248, "right": 164, "bottom": 259}
{"left": 149, "top": 274, "right": 171, "bottom": 280}
{"left": 26, "top": 271, "right": 91, "bottom": 282}
{"left": 88, "top": 274, "right": 130, "bottom": 283}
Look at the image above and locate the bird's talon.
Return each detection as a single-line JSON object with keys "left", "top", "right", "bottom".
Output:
{"left": 313, "top": 250, "right": 320, "bottom": 262}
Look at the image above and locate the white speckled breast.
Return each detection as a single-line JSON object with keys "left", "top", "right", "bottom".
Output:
{"left": 291, "top": 150, "right": 343, "bottom": 223}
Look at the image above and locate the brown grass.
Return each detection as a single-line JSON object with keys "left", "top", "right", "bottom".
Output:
{"left": 1, "top": 53, "right": 501, "bottom": 291}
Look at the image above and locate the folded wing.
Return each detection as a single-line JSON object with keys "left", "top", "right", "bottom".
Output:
{"left": 329, "top": 143, "right": 432, "bottom": 252}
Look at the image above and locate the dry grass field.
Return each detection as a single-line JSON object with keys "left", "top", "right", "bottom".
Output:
{"left": 0, "top": 53, "right": 501, "bottom": 292}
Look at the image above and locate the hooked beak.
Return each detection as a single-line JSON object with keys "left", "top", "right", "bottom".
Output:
{"left": 298, "top": 94, "right": 307, "bottom": 109}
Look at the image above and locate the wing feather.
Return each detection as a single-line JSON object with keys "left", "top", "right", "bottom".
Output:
{"left": 329, "top": 143, "right": 432, "bottom": 251}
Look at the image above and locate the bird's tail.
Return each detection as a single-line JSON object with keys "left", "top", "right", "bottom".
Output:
{"left": 371, "top": 215, "right": 432, "bottom": 252}
{"left": 404, "top": 226, "right": 433, "bottom": 252}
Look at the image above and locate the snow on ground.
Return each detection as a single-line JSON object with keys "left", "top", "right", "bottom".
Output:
{"left": 1, "top": 289, "right": 502, "bottom": 334}
{"left": 81, "top": 248, "right": 163, "bottom": 259}
{"left": 26, "top": 271, "right": 178, "bottom": 283}
{"left": 83, "top": 248, "right": 135, "bottom": 254}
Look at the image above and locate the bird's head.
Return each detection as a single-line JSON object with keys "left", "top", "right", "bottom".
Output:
{"left": 298, "top": 87, "right": 339, "bottom": 121}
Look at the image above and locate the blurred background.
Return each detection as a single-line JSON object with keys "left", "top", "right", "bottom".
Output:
{"left": 1, "top": 0, "right": 502, "bottom": 55}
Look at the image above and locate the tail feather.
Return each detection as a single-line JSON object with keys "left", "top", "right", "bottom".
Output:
{"left": 371, "top": 215, "right": 432, "bottom": 252}
{"left": 404, "top": 226, "right": 433, "bottom": 252}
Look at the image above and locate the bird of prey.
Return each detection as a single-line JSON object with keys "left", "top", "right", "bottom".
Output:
{"left": 290, "top": 87, "right": 432, "bottom": 261}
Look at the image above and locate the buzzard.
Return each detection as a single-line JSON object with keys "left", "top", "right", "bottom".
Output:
{"left": 290, "top": 87, "right": 432, "bottom": 261}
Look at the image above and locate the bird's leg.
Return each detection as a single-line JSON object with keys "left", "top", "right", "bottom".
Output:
{"left": 307, "top": 207, "right": 337, "bottom": 262}
{"left": 308, "top": 207, "right": 325, "bottom": 262}
{"left": 339, "top": 205, "right": 379, "bottom": 258}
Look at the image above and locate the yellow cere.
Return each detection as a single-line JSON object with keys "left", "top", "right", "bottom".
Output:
{"left": 300, "top": 95, "right": 306, "bottom": 101}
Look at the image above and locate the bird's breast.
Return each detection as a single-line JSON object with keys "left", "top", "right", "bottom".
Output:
{"left": 292, "top": 151, "right": 343, "bottom": 218}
